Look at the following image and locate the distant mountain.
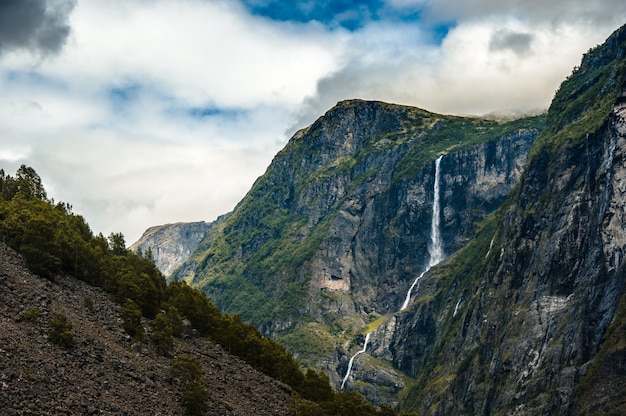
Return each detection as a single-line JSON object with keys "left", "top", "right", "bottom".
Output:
{"left": 130, "top": 221, "right": 212, "bottom": 277}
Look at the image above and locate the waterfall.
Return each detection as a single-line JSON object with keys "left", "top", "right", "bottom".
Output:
{"left": 485, "top": 236, "right": 495, "bottom": 259}
{"left": 429, "top": 155, "right": 444, "bottom": 266}
{"left": 401, "top": 155, "right": 444, "bottom": 311}
{"left": 453, "top": 296, "right": 462, "bottom": 317}
{"left": 341, "top": 155, "right": 445, "bottom": 388}
{"left": 340, "top": 332, "right": 371, "bottom": 390}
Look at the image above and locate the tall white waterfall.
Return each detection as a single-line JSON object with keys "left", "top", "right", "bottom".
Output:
{"left": 401, "top": 155, "right": 444, "bottom": 310}
{"left": 340, "top": 332, "right": 371, "bottom": 389}
{"left": 341, "top": 155, "right": 445, "bottom": 389}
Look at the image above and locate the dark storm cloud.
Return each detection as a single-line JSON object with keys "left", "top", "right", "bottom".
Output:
{"left": 489, "top": 29, "right": 534, "bottom": 56}
{"left": 0, "top": 0, "right": 76, "bottom": 55}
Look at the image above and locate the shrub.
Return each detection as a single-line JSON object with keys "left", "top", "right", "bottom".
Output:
{"left": 170, "top": 355, "right": 208, "bottom": 416}
{"left": 165, "top": 306, "right": 184, "bottom": 338}
{"left": 149, "top": 312, "right": 174, "bottom": 356}
{"left": 22, "top": 306, "right": 39, "bottom": 321}
{"left": 121, "top": 299, "right": 144, "bottom": 341}
{"left": 181, "top": 380, "right": 209, "bottom": 416}
{"left": 49, "top": 313, "right": 75, "bottom": 348}
{"left": 170, "top": 355, "right": 202, "bottom": 383}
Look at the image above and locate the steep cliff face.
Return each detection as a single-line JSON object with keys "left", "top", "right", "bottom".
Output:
{"left": 385, "top": 24, "right": 626, "bottom": 415}
{"left": 130, "top": 221, "right": 212, "bottom": 277}
{"left": 172, "top": 99, "right": 544, "bottom": 393}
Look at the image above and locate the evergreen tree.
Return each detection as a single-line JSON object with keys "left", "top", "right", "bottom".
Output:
{"left": 121, "top": 299, "right": 144, "bottom": 341}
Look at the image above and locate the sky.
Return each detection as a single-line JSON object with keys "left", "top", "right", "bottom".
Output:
{"left": 1, "top": 0, "right": 626, "bottom": 245}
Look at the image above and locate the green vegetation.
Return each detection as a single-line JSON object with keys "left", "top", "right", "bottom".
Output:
{"left": 121, "top": 299, "right": 144, "bottom": 341}
{"left": 393, "top": 115, "right": 546, "bottom": 182}
{"left": 149, "top": 312, "right": 175, "bottom": 356}
{"left": 364, "top": 314, "right": 391, "bottom": 335}
{"left": 531, "top": 35, "right": 626, "bottom": 160}
{"left": 170, "top": 355, "right": 208, "bottom": 416}
{"left": 180, "top": 381, "right": 209, "bottom": 416}
{"left": 84, "top": 296, "right": 94, "bottom": 312}
{"left": 21, "top": 306, "right": 40, "bottom": 322}
{"left": 49, "top": 313, "right": 75, "bottom": 348}
{"left": 170, "top": 354, "right": 203, "bottom": 382}
{"left": 276, "top": 323, "right": 335, "bottom": 364}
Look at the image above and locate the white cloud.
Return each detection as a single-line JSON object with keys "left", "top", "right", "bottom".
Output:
{"left": 1, "top": 0, "right": 625, "bottom": 245}
{"left": 0, "top": 0, "right": 344, "bottom": 243}
{"left": 295, "top": 15, "right": 622, "bottom": 126}
{"left": 52, "top": 0, "right": 341, "bottom": 108}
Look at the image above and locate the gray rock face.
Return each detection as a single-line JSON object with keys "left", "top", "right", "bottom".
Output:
{"left": 386, "top": 24, "right": 626, "bottom": 415}
{"left": 169, "top": 98, "right": 543, "bottom": 402}
{"left": 130, "top": 221, "right": 211, "bottom": 276}
{"left": 307, "top": 131, "right": 535, "bottom": 318}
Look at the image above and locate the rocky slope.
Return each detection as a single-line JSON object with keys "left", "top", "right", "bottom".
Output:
{"left": 169, "top": 98, "right": 544, "bottom": 399}
{"left": 129, "top": 221, "right": 212, "bottom": 277}
{"left": 0, "top": 241, "right": 290, "bottom": 415}
{"left": 382, "top": 23, "right": 626, "bottom": 415}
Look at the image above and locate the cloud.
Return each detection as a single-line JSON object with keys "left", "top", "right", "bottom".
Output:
{"left": 387, "top": 0, "right": 626, "bottom": 28}
{"left": 1, "top": 0, "right": 625, "bottom": 245}
{"left": 0, "top": 0, "right": 345, "bottom": 242}
{"left": 0, "top": 0, "right": 75, "bottom": 56}
{"left": 489, "top": 29, "right": 533, "bottom": 56}
{"left": 293, "top": 9, "right": 625, "bottom": 130}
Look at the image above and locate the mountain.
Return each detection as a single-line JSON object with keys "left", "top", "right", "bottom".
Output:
{"left": 167, "top": 98, "right": 544, "bottom": 394}
{"left": 0, "top": 240, "right": 291, "bottom": 415}
{"left": 383, "top": 23, "right": 626, "bottom": 414}
{"left": 130, "top": 220, "right": 213, "bottom": 276}
{"left": 136, "top": 22, "right": 626, "bottom": 415}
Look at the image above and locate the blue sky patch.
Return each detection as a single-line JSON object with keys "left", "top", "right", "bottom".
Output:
{"left": 241, "top": 0, "right": 385, "bottom": 30}
{"left": 109, "top": 85, "right": 141, "bottom": 106}
{"left": 239, "top": 0, "right": 455, "bottom": 44}
{"left": 186, "top": 106, "right": 244, "bottom": 120}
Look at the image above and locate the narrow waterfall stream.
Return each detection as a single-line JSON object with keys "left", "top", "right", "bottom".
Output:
{"left": 401, "top": 155, "right": 444, "bottom": 310}
{"left": 341, "top": 155, "right": 445, "bottom": 389}
{"left": 340, "top": 332, "right": 371, "bottom": 389}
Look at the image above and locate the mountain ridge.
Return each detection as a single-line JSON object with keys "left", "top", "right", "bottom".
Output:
{"left": 164, "top": 98, "right": 545, "bottom": 402}
{"left": 131, "top": 23, "right": 626, "bottom": 413}
{"left": 387, "top": 22, "right": 626, "bottom": 414}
